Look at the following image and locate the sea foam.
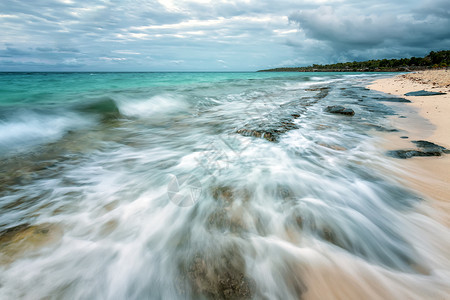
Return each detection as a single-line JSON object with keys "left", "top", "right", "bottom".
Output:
{"left": 0, "top": 110, "right": 93, "bottom": 154}
{"left": 117, "top": 94, "right": 189, "bottom": 118}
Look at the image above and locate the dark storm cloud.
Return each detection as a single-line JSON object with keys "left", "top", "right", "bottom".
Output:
{"left": 288, "top": 0, "right": 450, "bottom": 63}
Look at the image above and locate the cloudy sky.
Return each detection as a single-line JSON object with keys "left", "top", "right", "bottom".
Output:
{"left": 1, "top": 0, "right": 449, "bottom": 71}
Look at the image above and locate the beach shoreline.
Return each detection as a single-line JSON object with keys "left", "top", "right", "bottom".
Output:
{"left": 367, "top": 70, "right": 450, "bottom": 225}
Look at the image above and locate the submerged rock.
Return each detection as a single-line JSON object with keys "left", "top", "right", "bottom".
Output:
{"left": 180, "top": 246, "right": 254, "bottom": 299}
{"left": 0, "top": 223, "right": 63, "bottom": 264}
{"left": 236, "top": 129, "right": 279, "bottom": 142}
{"left": 207, "top": 186, "right": 250, "bottom": 233}
{"left": 305, "top": 87, "right": 330, "bottom": 100}
{"left": 236, "top": 121, "right": 299, "bottom": 143}
{"left": 236, "top": 86, "right": 328, "bottom": 143}
{"left": 325, "top": 105, "right": 355, "bottom": 116}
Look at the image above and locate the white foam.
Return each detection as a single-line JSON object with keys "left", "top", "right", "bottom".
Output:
{"left": 117, "top": 94, "right": 188, "bottom": 118}
{"left": 0, "top": 111, "right": 93, "bottom": 153}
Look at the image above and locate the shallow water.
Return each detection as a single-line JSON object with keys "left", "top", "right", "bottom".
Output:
{"left": 0, "top": 72, "right": 449, "bottom": 299}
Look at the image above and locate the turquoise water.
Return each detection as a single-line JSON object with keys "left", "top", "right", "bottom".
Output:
{"left": 0, "top": 72, "right": 303, "bottom": 105}
{"left": 0, "top": 72, "right": 449, "bottom": 299}
{"left": 0, "top": 72, "right": 372, "bottom": 153}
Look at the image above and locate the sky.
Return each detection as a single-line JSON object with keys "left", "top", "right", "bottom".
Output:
{"left": 0, "top": 0, "right": 449, "bottom": 71}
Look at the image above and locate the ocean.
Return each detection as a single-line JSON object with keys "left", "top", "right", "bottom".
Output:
{"left": 0, "top": 72, "right": 449, "bottom": 299}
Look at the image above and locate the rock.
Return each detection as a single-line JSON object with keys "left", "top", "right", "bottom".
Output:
{"left": 325, "top": 105, "right": 355, "bottom": 116}
{"left": 236, "top": 129, "right": 279, "bottom": 142}
{"left": 387, "top": 140, "right": 450, "bottom": 159}
{"left": 387, "top": 150, "right": 436, "bottom": 159}
{"left": 413, "top": 140, "right": 449, "bottom": 153}
{"left": 404, "top": 90, "right": 446, "bottom": 96}
{"left": 236, "top": 121, "right": 298, "bottom": 143}
{"left": 236, "top": 89, "right": 323, "bottom": 143}
{"left": 309, "top": 87, "right": 330, "bottom": 100}
{"left": 0, "top": 223, "right": 63, "bottom": 264}
{"left": 181, "top": 246, "right": 254, "bottom": 299}
{"left": 208, "top": 186, "right": 251, "bottom": 233}
{"left": 236, "top": 129, "right": 262, "bottom": 138}
{"left": 212, "top": 186, "right": 235, "bottom": 204}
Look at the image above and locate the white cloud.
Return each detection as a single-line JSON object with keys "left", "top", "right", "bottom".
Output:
{"left": 0, "top": 0, "right": 448, "bottom": 71}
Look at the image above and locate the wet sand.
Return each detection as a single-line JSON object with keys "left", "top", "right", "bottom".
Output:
{"left": 368, "top": 70, "right": 450, "bottom": 225}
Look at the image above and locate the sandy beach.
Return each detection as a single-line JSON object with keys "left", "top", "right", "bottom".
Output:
{"left": 368, "top": 69, "right": 450, "bottom": 225}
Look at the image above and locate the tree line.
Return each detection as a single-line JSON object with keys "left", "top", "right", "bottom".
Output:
{"left": 258, "top": 50, "right": 450, "bottom": 72}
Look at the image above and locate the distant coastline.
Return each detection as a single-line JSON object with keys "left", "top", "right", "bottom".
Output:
{"left": 258, "top": 50, "right": 449, "bottom": 72}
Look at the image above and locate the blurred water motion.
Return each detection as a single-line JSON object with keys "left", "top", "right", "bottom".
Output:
{"left": 0, "top": 72, "right": 449, "bottom": 299}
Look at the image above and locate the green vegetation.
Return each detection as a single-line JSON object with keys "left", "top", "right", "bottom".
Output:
{"left": 258, "top": 50, "right": 450, "bottom": 72}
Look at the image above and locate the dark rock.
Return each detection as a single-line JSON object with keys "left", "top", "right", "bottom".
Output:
{"left": 236, "top": 122, "right": 298, "bottom": 143}
{"left": 305, "top": 87, "right": 328, "bottom": 92}
{"left": 404, "top": 90, "right": 446, "bottom": 96}
{"left": 262, "top": 131, "right": 277, "bottom": 142}
{"left": 400, "top": 136, "right": 409, "bottom": 139}
{"left": 236, "top": 128, "right": 278, "bottom": 142}
{"left": 325, "top": 105, "right": 355, "bottom": 116}
{"left": 236, "top": 129, "right": 260, "bottom": 138}
{"left": 281, "top": 121, "right": 298, "bottom": 130}
{"left": 413, "top": 140, "right": 448, "bottom": 152}
{"left": 387, "top": 140, "right": 449, "bottom": 159}
{"left": 236, "top": 90, "right": 319, "bottom": 143}
{"left": 387, "top": 150, "right": 438, "bottom": 159}
{"left": 305, "top": 87, "right": 330, "bottom": 100}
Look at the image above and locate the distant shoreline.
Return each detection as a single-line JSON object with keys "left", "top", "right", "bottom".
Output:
{"left": 257, "top": 67, "right": 435, "bottom": 72}
{"left": 258, "top": 50, "right": 449, "bottom": 73}
{"left": 258, "top": 68, "right": 410, "bottom": 72}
